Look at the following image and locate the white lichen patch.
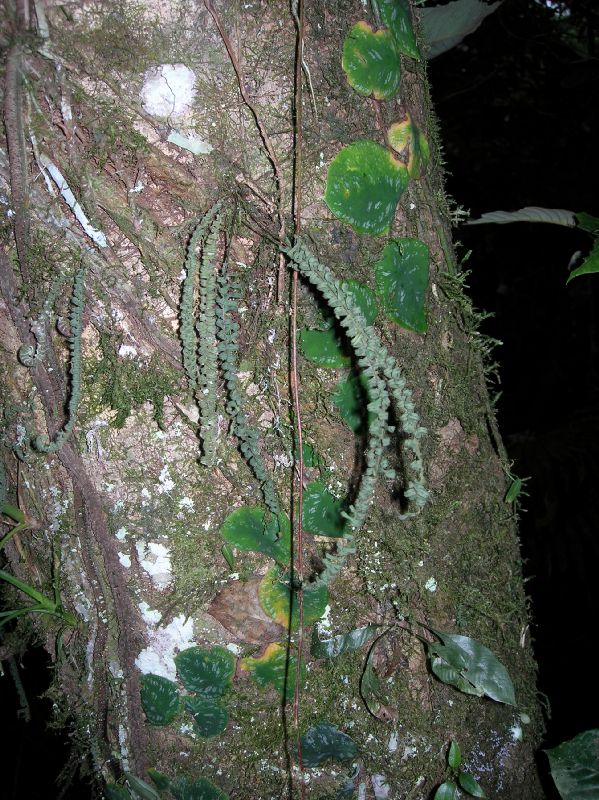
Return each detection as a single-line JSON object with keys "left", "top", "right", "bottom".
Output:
{"left": 140, "top": 64, "right": 197, "bottom": 119}
{"left": 137, "top": 541, "right": 173, "bottom": 589}
{"left": 135, "top": 612, "right": 195, "bottom": 680}
{"left": 371, "top": 774, "right": 390, "bottom": 799}
{"left": 157, "top": 465, "right": 175, "bottom": 494}
{"left": 118, "top": 552, "right": 131, "bottom": 568}
{"left": 115, "top": 527, "right": 128, "bottom": 541}
{"left": 167, "top": 129, "right": 213, "bottom": 155}
{"left": 178, "top": 497, "right": 195, "bottom": 512}
{"left": 118, "top": 344, "right": 138, "bottom": 359}
{"left": 424, "top": 576, "right": 438, "bottom": 593}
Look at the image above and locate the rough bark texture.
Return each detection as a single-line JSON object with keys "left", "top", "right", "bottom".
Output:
{"left": 0, "top": 1, "right": 543, "bottom": 798}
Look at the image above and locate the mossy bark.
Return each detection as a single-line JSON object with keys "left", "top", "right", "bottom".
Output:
{"left": 0, "top": 1, "right": 543, "bottom": 797}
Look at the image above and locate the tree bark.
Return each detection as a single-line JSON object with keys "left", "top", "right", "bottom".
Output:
{"left": 0, "top": 1, "right": 543, "bottom": 798}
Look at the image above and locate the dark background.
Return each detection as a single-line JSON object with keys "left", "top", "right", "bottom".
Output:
{"left": 2, "top": 0, "right": 598, "bottom": 797}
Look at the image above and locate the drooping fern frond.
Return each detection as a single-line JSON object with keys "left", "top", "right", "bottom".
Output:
{"left": 180, "top": 202, "right": 222, "bottom": 390}
{"left": 35, "top": 264, "right": 87, "bottom": 453}
{"left": 284, "top": 238, "right": 429, "bottom": 584}
{"left": 196, "top": 212, "right": 223, "bottom": 466}
{"left": 215, "top": 268, "right": 281, "bottom": 515}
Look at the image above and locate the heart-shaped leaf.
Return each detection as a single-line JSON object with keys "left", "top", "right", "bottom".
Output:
{"left": 458, "top": 772, "right": 486, "bottom": 797}
{"left": 169, "top": 777, "right": 229, "bottom": 800}
{"left": 325, "top": 140, "right": 409, "bottom": 236}
{"left": 433, "top": 782, "right": 458, "bottom": 800}
{"left": 426, "top": 629, "right": 516, "bottom": 705}
{"left": 302, "top": 481, "right": 347, "bottom": 538}
{"left": 378, "top": 0, "right": 421, "bottom": 59}
{"left": 240, "top": 642, "right": 305, "bottom": 701}
{"left": 419, "top": 0, "right": 500, "bottom": 60}
{"left": 258, "top": 566, "right": 328, "bottom": 630}
{"left": 184, "top": 696, "right": 228, "bottom": 737}
{"left": 220, "top": 506, "right": 290, "bottom": 566}
{"left": 300, "top": 721, "right": 358, "bottom": 768}
{"left": 175, "top": 646, "right": 236, "bottom": 696}
{"left": 374, "top": 238, "right": 429, "bottom": 332}
{"left": 388, "top": 114, "right": 430, "bottom": 178}
{"left": 342, "top": 22, "right": 401, "bottom": 100}
{"left": 140, "top": 674, "right": 181, "bottom": 726}
{"left": 545, "top": 729, "right": 599, "bottom": 800}
{"left": 567, "top": 239, "right": 599, "bottom": 284}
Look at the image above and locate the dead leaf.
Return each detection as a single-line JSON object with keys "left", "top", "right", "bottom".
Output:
{"left": 207, "top": 577, "right": 286, "bottom": 644}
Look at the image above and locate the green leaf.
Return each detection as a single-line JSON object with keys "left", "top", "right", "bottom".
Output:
{"left": 220, "top": 506, "right": 291, "bottom": 565}
{"left": 299, "top": 281, "right": 377, "bottom": 368}
{"left": 576, "top": 212, "right": 599, "bottom": 234}
{"left": 148, "top": 770, "right": 171, "bottom": 792}
{"left": 311, "top": 624, "right": 379, "bottom": 659}
{"left": 374, "top": 238, "right": 429, "bottom": 333}
{"left": 466, "top": 207, "right": 576, "bottom": 227}
{"left": 175, "top": 646, "right": 236, "bottom": 696}
{"left": 184, "top": 696, "right": 228, "bottom": 737}
{"left": 387, "top": 115, "right": 430, "bottom": 179}
{"left": 0, "top": 568, "right": 55, "bottom": 608}
{"left": 377, "top": 0, "right": 421, "bottom": 59}
{"left": 426, "top": 629, "right": 516, "bottom": 705}
{"left": 298, "top": 442, "right": 322, "bottom": 468}
{"left": 221, "top": 543, "right": 236, "bottom": 571}
{"left": 125, "top": 773, "right": 162, "bottom": 800}
{"left": 332, "top": 373, "right": 374, "bottom": 435}
{"left": 105, "top": 785, "right": 132, "bottom": 800}
{"left": 545, "top": 729, "right": 599, "bottom": 799}
{"left": 140, "top": 674, "right": 181, "bottom": 726}
{"left": 241, "top": 642, "right": 305, "bottom": 702}
{"left": 419, "top": 0, "right": 501, "bottom": 59}
{"left": 300, "top": 722, "right": 359, "bottom": 768}
{"left": 458, "top": 772, "right": 486, "bottom": 797}
{"left": 302, "top": 481, "right": 347, "bottom": 538}
{"left": 258, "top": 566, "right": 328, "bottom": 630}
{"left": 325, "top": 140, "right": 409, "bottom": 236}
{"left": 342, "top": 22, "right": 401, "bottom": 100}
{"left": 567, "top": 239, "right": 599, "bottom": 284}
{"left": 433, "top": 782, "right": 458, "bottom": 800}
{"left": 448, "top": 740, "right": 462, "bottom": 770}
{"left": 169, "top": 777, "right": 229, "bottom": 800}
{"left": 360, "top": 645, "right": 385, "bottom": 717}
{"left": 504, "top": 478, "right": 523, "bottom": 503}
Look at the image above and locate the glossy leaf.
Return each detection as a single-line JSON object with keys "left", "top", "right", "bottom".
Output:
{"left": 241, "top": 642, "right": 305, "bottom": 701}
{"left": 426, "top": 629, "right": 516, "bottom": 705}
{"left": 221, "top": 543, "right": 236, "bottom": 571}
{"left": 388, "top": 114, "right": 430, "bottom": 178}
{"left": 374, "top": 238, "right": 429, "bottom": 333}
{"left": 148, "top": 770, "right": 171, "bottom": 792}
{"left": 448, "top": 740, "right": 462, "bottom": 770}
{"left": 377, "top": 0, "right": 420, "bottom": 59}
{"left": 504, "top": 478, "right": 523, "bottom": 503}
{"left": 332, "top": 373, "right": 374, "bottom": 434}
{"left": 220, "top": 506, "right": 290, "bottom": 566}
{"left": 105, "top": 786, "right": 131, "bottom": 800}
{"left": 299, "top": 327, "right": 350, "bottom": 368}
{"left": 360, "top": 645, "right": 384, "bottom": 717}
{"left": 311, "top": 624, "right": 379, "bottom": 659}
{"left": 299, "top": 442, "right": 322, "bottom": 468}
{"left": 302, "top": 481, "right": 347, "bottom": 538}
{"left": 169, "top": 777, "right": 229, "bottom": 800}
{"left": 576, "top": 212, "right": 599, "bottom": 234}
{"left": 300, "top": 721, "right": 359, "bottom": 768}
{"left": 140, "top": 674, "right": 181, "bottom": 726}
{"left": 185, "top": 696, "right": 228, "bottom": 737}
{"left": 342, "top": 22, "right": 401, "bottom": 100}
{"left": 567, "top": 239, "right": 599, "bottom": 284}
{"left": 466, "top": 207, "right": 576, "bottom": 227}
{"left": 325, "top": 140, "right": 409, "bottom": 236}
{"left": 258, "top": 566, "right": 328, "bottom": 630}
{"left": 433, "top": 782, "right": 458, "bottom": 800}
{"left": 125, "top": 773, "right": 161, "bottom": 800}
{"left": 459, "top": 772, "right": 486, "bottom": 797}
{"left": 175, "top": 646, "right": 235, "bottom": 696}
{"left": 545, "top": 729, "right": 599, "bottom": 799}
{"left": 419, "top": 0, "right": 500, "bottom": 59}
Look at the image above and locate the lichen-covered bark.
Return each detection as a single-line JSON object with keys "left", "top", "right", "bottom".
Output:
{"left": 0, "top": 1, "right": 542, "bottom": 797}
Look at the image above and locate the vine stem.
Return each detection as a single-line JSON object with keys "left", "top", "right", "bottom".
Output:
{"left": 203, "top": 0, "right": 287, "bottom": 302}
{"left": 291, "top": 0, "right": 306, "bottom": 797}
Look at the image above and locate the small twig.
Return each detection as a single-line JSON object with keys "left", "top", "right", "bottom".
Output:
{"left": 203, "top": 0, "right": 286, "bottom": 300}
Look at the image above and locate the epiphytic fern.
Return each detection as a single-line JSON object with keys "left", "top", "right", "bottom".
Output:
{"left": 34, "top": 264, "right": 86, "bottom": 453}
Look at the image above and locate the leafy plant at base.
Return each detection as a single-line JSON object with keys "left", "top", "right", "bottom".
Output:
{"left": 300, "top": 721, "right": 358, "bottom": 768}
{"left": 302, "top": 481, "right": 346, "bottom": 538}
{"left": 342, "top": 22, "right": 400, "bottom": 100}
{"left": 184, "top": 696, "right": 228, "bottom": 737}
{"left": 324, "top": 140, "right": 409, "bottom": 236}
{"left": 140, "top": 674, "right": 181, "bottom": 726}
{"left": 175, "top": 645, "right": 235, "bottom": 696}
{"left": 219, "top": 506, "right": 290, "bottom": 566}
{"left": 544, "top": 728, "right": 599, "bottom": 800}
{"left": 424, "top": 628, "right": 516, "bottom": 705}
{"left": 258, "top": 566, "right": 328, "bottom": 629}
{"left": 433, "top": 740, "right": 486, "bottom": 799}
{"left": 240, "top": 642, "right": 305, "bottom": 702}
{"left": 374, "top": 237, "right": 430, "bottom": 332}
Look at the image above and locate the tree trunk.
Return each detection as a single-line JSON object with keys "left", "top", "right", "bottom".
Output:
{"left": 0, "top": 1, "right": 543, "bottom": 798}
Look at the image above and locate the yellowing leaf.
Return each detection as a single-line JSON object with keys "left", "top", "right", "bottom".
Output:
{"left": 240, "top": 642, "right": 305, "bottom": 701}
{"left": 258, "top": 566, "right": 328, "bottom": 631}
{"left": 388, "top": 114, "right": 430, "bottom": 178}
